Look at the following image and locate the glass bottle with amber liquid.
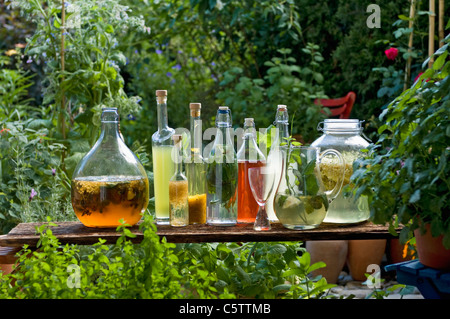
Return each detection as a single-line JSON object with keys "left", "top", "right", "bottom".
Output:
{"left": 237, "top": 118, "right": 266, "bottom": 223}
{"left": 185, "top": 103, "right": 207, "bottom": 224}
{"left": 169, "top": 134, "right": 189, "bottom": 227}
{"left": 71, "top": 107, "right": 149, "bottom": 228}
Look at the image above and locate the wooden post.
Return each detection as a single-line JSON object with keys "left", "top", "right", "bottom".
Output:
{"left": 439, "top": 0, "right": 445, "bottom": 47}
{"left": 429, "top": 0, "right": 436, "bottom": 68}
{"left": 60, "top": 0, "right": 66, "bottom": 168}
{"left": 404, "top": 0, "right": 416, "bottom": 91}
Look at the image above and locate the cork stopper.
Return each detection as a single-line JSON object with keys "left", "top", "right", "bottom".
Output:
{"left": 172, "top": 134, "right": 182, "bottom": 143}
{"left": 189, "top": 103, "right": 201, "bottom": 110}
{"left": 277, "top": 104, "right": 287, "bottom": 111}
{"left": 156, "top": 90, "right": 167, "bottom": 97}
{"left": 218, "top": 106, "right": 229, "bottom": 111}
{"left": 244, "top": 118, "right": 254, "bottom": 126}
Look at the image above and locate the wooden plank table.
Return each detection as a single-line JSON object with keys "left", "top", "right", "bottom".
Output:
{"left": 0, "top": 220, "right": 400, "bottom": 249}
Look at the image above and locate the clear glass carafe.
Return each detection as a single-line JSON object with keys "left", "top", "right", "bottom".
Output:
{"left": 237, "top": 118, "right": 266, "bottom": 223}
{"left": 311, "top": 119, "right": 371, "bottom": 224}
{"left": 206, "top": 106, "right": 238, "bottom": 226}
{"left": 273, "top": 145, "right": 344, "bottom": 230}
{"left": 152, "top": 90, "right": 175, "bottom": 225}
{"left": 71, "top": 107, "right": 149, "bottom": 228}
{"left": 185, "top": 103, "right": 207, "bottom": 224}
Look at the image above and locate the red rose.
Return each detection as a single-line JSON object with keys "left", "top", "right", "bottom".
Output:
{"left": 384, "top": 47, "right": 399, "bottom": 60}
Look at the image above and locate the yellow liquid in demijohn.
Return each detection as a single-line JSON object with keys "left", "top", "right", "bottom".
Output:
{"left": 152, "top": 145, "right": 175, "bottom": 222}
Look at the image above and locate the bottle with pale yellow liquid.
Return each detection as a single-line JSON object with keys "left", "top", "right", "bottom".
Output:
{"left": 185, "top": 103, "right": 207, "bottom": 224}
{"left": 152, "top": 90, "right": 175, "bottom": 225}
{"left": 71, "top": 107, "right": 149, "bottom": 228}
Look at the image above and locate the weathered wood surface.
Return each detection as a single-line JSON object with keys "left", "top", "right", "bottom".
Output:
{"left": 0, "top": 221, "right": 400, "bottom": 248}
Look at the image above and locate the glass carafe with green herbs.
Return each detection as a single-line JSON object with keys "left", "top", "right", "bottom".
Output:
{"left": 206, "top": 106, "right": 238, "bottom": 226}
{"left": 71, "top": 107, "right": 149, "bottom": 228}
{"left": 273, "top": 145, "right": 344, "bottom": 230}
{"left": 311, "top": 119, "right": 371, "bottom": 224}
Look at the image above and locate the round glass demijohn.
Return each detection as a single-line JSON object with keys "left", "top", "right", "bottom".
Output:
{"left": 71, "top": 107, "right": 149, "bottom": 228}
{"left": 310, "top": 119, "right": 370, "bottom": 224}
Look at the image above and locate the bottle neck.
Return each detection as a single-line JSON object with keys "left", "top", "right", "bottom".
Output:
{"left": 190, "top": 110, "right": 202, "bottom": 155}
{"left": 174, "top": 147, "right": 183, "bottom": 174}
{"left": 100, "top": 108, "right": 122, "bottom": 146}
{"left": 239, "top": 122, "right": 264, "bottom": 162}
{"left": 156, "top": 96, "right": 169, "bottom": 133}
{"left": 274, "top": 111, "right": 289, "bottom": 145}
{"left": 216, "top": 126, "right": 234, "bottom": 146}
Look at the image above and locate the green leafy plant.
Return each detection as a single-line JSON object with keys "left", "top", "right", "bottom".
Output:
{"left": 0, "top": 117, "right": 73, "bottom": 234}
{"left": 0, "top": 213, "right": 338, "bottom": 299}
{"left": 0, "top": 215, "right": 184, "bottom": 298}
{"left": 9, "top": 0, "right": 149, "bottom": 174}
{"left": 0, "top": 51, "right": 35, "bottom": 119}
{"left": 217, "top": 46, "right": 328, "bottom": 143}
{"left": 351, "top": 34, "right": 450, "bottom": 248}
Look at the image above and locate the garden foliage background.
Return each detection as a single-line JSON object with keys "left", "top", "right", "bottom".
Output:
{"left": 0, "top": 0, "right": 448, "bottom": 237}
{"left": 0, "top": 0, "right": 449, "bottom": 300}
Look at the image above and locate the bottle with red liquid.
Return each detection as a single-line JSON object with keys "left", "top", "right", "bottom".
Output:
{"left": 237, "top": 118, "right": 266, "bottom": 223}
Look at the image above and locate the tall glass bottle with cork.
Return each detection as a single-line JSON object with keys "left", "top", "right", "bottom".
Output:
{"left": 152, "top": 90, "right": 175, "bottom": 225}
{"left": 206, "top": 106, "right": 238, "bottom": 226}
{"left": 237, "top": 118, "right": 266, "bottom": 223}
{"left": 266, "top": 105, "right": 290, "bottom": 222}
{"left": 185, "top": 103, "right": 207, "bottom": 224}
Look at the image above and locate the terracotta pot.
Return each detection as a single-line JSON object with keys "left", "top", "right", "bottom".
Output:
{"left": 346, "top": 239, "right": 386, "bottom": 281}
{"left": 387, "top": 238, "right": 413, "bottom": 264}
{"left": 306, "top": 240, "right": 348, "bottom": 284}
{"left": 414, "top": 224, "right": 450, "bottom": 271}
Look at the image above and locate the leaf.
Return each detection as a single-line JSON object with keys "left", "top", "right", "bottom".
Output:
{"left": 268, "top": 244, "right": 287, "bottom": 255}
{"left": 432, "top": 51, "right": 448, "bottom": 70}
{"left": 409, "top": 189, "right": 421, "bottom": 203}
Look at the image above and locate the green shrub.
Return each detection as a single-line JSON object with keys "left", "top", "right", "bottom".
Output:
{"left": 0, "top": 213, "right": 337, "bottom": 299}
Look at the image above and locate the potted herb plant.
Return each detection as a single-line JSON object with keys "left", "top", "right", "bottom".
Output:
{"left": 350, "top": 34, "right": 450, "bottom": 270}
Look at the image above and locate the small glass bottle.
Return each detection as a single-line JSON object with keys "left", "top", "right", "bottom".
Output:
{"left": 185, "top": 103, "right": 207, "bottom": 224}
{"left": 266, "top": 105, "right": 290, "bottom": 222}
{"left": 237, "top": 118, "right": 266, "bottom": 223}
{"left": 169, "top": 134, "right": 189, "bottom": 227}
{"left": 206, "top": 106, "right": 238, "bottom": 226}
{"left": 152, "top": 90, "right": 175, "bottom": 225}
{"left": 311, "top": 119, "right": 371, "bottom": 224}
{"left": 71, "top": 107, "right": 149, "bottom": 228}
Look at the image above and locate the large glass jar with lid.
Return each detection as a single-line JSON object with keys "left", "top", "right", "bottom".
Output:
{"left": 310, "top": 119, "right": 370, "bottom": 224}
{"left": 71, "top": 107, "right": 149, "bottom": 228}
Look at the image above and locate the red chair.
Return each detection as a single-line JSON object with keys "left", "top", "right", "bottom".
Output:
{"left": 315, "top": 91, "right": 356, "bottom": 119}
